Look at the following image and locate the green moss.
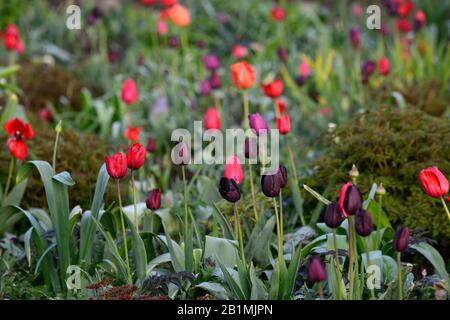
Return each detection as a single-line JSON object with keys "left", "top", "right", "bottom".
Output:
{"left": 306, "top": 107, "right": 450, "bottom": 245}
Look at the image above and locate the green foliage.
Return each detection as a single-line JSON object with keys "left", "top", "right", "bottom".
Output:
{"left": 306, "top": 107, "right": 450, "bottom": 244}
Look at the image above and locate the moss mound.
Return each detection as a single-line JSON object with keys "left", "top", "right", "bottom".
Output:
{"left": 306, "top": 107, "right": 450, "bottom": 245}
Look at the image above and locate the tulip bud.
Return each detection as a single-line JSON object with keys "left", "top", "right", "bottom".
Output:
{"left": 121, "top": 79, "right": 139, "bottom": 105}
{"left": 219, "top": 177, "right": 241, "bottom": 203}
{"left": 146, "top": 137, "right": 157, "bottom": 154}
{"left": 249, "top": 113, "right": 269, "bottom": 136}
{"left": 260, "top": 79, "right": 283, "bottom": 98}
{"left": 308, "top": 256, "right": 327, "bottom": 283}
{"left": 419, "top": 166, "right": 449, "bottom": 198}
{"left": 146, "top": 188, "right": 162, "bottom": 210}
{"left": 223, "top": 155, "right": 243, "bottom": 184}
{"left": 413, "top": 10, "right": 426, "bottom": 31}
{"left": 349, "top": 164, "right": 359, "bottom": 178}
{"left": 271, "top": 5, "right": 286, "bottom": 21}
{"left": 349, "top": 27, "right": 361, "bottom": 49}
{"left": 204, "top": 107, "right": 221, "bottom": 130}
{"left": 261, "top": 170, "right": 281, "bottom": 198}
{"left": 199, "top": 80, "right": 212, "bottom": 96}
{"left": 105, "top": 152, "right": 128, "bottom": 179}
{"left": 355, "top": 209, "right": 373, "bottom": 237}
{"left": 209, "top": 71, "right": 221, "bottom": 89}
{"left": 361, "top": 60, "right": 376, "bottom": 84}
{"left": 231, "top": 45, "right": 248, "bottom": 59}
{"left": 376, "top": 183, "right": 386, "bottom": 196}
{"left": 277, "top": 47, "right": 288, "bottom": 62}
{"left": 324, "top": 202, "right": 344, "bottom": 228}
{"left": 276, "top": 165, "right": 288, "bottom": 188}
{"left": 393, "top": 226, "right": 410, "bottom": 252}
{"left": 339, "top": 182, "right": 362, "bottom": 217}
{"left": 276, "top": 114, "right": 291, "bottom": 135}
{"left": 169, "top": 36, "right": 179, "bottom": 48}
{"left": 202, "top": 54, "right": 220, "bottom": 71}
{"left": 127, "top": 143, "right": 146, "bottom": 170}
{"left": 172, "top": 141, "right": 190, "bottom": 165}
{"left": 378, "top": 57, "right": 390, "bottom": 76}
{"left": 244, "top": 137, "right": 258, "bottom": 159}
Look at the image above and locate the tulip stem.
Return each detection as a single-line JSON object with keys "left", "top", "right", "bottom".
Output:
{"left": 317, "top": 283, "right": 325, "bottom": 300}
{"left": 273, "top": 198, "right": 283, "bottom": 269}
{"left": 440, "top": 197, "right": 450, "bottom": 221}
{"left": 348, "top": 216, "right": 354, "bottom": 300}
{"left": 52, "top": 122, "right": 62, "bottom": 174}
{"left": 286, "top": 138, "right": 305, "bottom": 226}
{"left": 248, "top": 162, "right": 258, "bottom": 221}
{"left": 131, "top": 171, "right": 139, "bottom": 232}
{"left": 364, "top": 237, "right": 376, "bottom": 300}
{"left": 3, "top": 156, "right": 15, "bottom": 200}
{"left": 242, "top": 90, "right": 250, "bottom": 129}
{"left": 397, "top": 252, "right": 403, "bottom": 300}
{"left": 182, "top": 165, "right": 189, "bottom": 243}
{"left": 375, "top": 194, "right": 383, "bottom": 247}
{"left": 117, "top": 180, "right": 132, "bottom": 284}
{"left": 234, "top": 203, "right": 246, "bottom": 267}
{"left": 332, "top": 229, "right": 343, "bottom": 300}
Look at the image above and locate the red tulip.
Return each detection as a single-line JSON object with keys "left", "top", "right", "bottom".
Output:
{"left": 121, "top": 79, "right": 138, "bottom": 105}
{"left": 276, "top": 114, "right": 291, "bottom": 135}
{"left": 396, "top": 19, "right": 412, "bottom": 32}
{"left": 38, "top": 108, "right": 52, "bottom": 122}
{"left": 230, "top": 61, "right": 256, "bottom": 90}
{"left": 15, "top": 38, "right": 25, "bottom": 54}
{"left": 105, "top": 152, "right": 128, "bottom": 179}
{"left": 2, "top": 24, "right": 20, "bottom": 51}
{"left": 165, "top": 4, "right": 191, "bottom": 27}
{"left": 141, "top": 0, "right": 157, "bottom": 5}
{"left": 419, "top": 167, "right": 449, "bottom": 198}
{"left": 160, "top": 0, "right": 177, "bottom": 6}
{"left": 124, "top": 127, "right": 141, "bottom": 143}
{"left": 204, "top": 107, "right": 221, "bottom": 130}
{"left": 414, "top": 10, "right": 426, "bottom": 31}
{"left": 231, "top": 45, "right": 248, "bottom": 59}
{"left": 378, "top": 57, "right": 390, "bottom": 75}
{"left": 146, "top": 188, "right": 162, "bottom": 210}
{"left": 260, "top": 79, "right": 283, "bottom": 98}
{"left": 398, "top": 0, "right": 414, "bottom": 17}
{"left": 271, "top": 6, "right": 286, "bottom": 21}
{"left": 223, "top": 155, "right": 243, "bottom": 184}
{"left": 127, "top": 143, "right": 146, "bottom": 170}
{"left": 3, "top": 118, "right": 34, "bottom": 161}
{"left": 275, "top": 98, "right": 285, "bottom": 114}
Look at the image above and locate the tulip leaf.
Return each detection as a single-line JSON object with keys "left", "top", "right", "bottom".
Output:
{"left": 410, "top": 242, "right": 449, "bottom": 284}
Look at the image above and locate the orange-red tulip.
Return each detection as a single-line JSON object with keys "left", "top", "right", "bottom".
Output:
{"left": 230, "top": 61, "right": 256, "bottom": 90}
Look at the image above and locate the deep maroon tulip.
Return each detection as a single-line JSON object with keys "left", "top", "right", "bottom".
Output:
{"left": 295, "top": 75, "right": 307, "bottom": 87}
{"left": 308, "top": 256, "right": 327, "bottom": 283}
{"left": 105, "top": 152, "right": 128, "bottom": 179}
{"left": 146, "top": 137, "right": 156, "bottom": 154}
{"left": 349, "top": 27, "right": 361, "bottom": 49}
{"left": 199, "top": 79, "right": 212, "bottom": 96}
{"left": 361, "top": 60, "right": 376, "bottom": 84}
{"left": 244, "top": 137, "right": 258, "bottom": 159}
{"left": 196, "top": 40, "right": 206, "bottom": 49}
{"left": 393, "top": 226, "right": 410, "bottom": 252}
{"left": 355, "top": 209, "right": 373, "bottom": 237}
{"left": 209, "top": 71, "right": 221, "bottom": 89}
{"left": 324, "top": 202, "right": 344, "bottom": 228}
{"left": 277, "top": 47, "right": 288, "bottom": 62}
{"left": 339, "top": 182, "right": 362, "bottom": 217}
{"left": 261, "top": 170, "right": 281, "bottom": 198}
{"left": 219, "top": 177, "right": 241, "bottom": 203}
{"left": 146, "top": 188, "right": 162, "bottom": 210}
{"left": 203, "top": 54, "right": 220, "bottom": 71}
{"left": 276, "top": 165, "right": 288, "bottom": 188}
{"left": 249, "top": 113, "right": 269, "bottom": 136}
{"left": 127, "top": 143, "right": 146, "bottom": 170}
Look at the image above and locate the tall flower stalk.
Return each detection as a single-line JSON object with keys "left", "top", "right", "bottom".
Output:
{"left": 117, "top": 180, "right": 132, "bottom": 284}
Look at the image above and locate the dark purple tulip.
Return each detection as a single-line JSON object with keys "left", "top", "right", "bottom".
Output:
{"left": 146, "top": 137, "right": 156, "bottom": 154}
{"left": 308, "top": 256, "right": 327, "bottom": 283}
{"left": 108, "top": 48, "right": 118, "bottom": 64}
{"left": 209, "top": 71, "right": 221, "bottom": 89}
{"left": 384, "top": 0, "right": 400, "bottom": 16}
{"left": 244, "top": 137, "right": 258, "bottom": 159}
{"left": 324, "top": 202, "right": 344, "bottom": 228}
{"left": 393, "top": 226, "right": 410, "bottom": 252}
{"left": 219, "top": 177, "right": 241, "bottom": 203}
{"left": 249, "top": 113, "right": 269, "bottom": 136}
{"left": 146, "top": 188, "right": 162, "bottom": 210}
{"left": 277, "top": 47, "right": 289, "bottom": 62}
{"left": 295, "top": 75, "right": 307, "bottom": 87}
{"left": 87, "top": 15, "right": 96, "bottom": 26}
{"left": 339, "top": 182, "right": 362, "bottom": 217}
{"left": 203, "top": 54, "right": 220, "bottom": 71}
{"left": 261, "top": 170, "right": 281, "bottom": 198}
{"left": 196, "top": 40, "right": 206, "bottom": 49}
{"left": 199, "top": 80, "right": 212, "bottom": 96}
{"left": 355, "top": 209, "right": 373, "bottom": 237}
{"left": 169, "top": 36, "right": 179, "bottom": 48}
{"left": 276, "top": 165, "right": 288, "bottom": 188}
{"left": 380, "top": 23, "right": 390, "bottom": 36}
{"left": 92, "top": 6, "right": 102, "bottom": 19}
{"left": 361, "top": 60, "right": 376, "bottom": 84}
{"left": 349, "top": 27, "right": 361, "bottom": 49}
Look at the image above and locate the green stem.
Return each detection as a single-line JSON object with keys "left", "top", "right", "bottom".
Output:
{"left": 248, "top": 162, "right": 258, "bottom": 221}
{"left": 242, "top": 90, "right": 250, "bottom": 129}
{"left": 273, "top": 197, "right": 283, "bottom": 269}
{"left": 364, "top": 237, "right": 375, "bottom": 300}
{"left": 375, "top": 195, "right": 383, "bottom": 247}
{"left": 234, "top": 203, "right": 246, "bottom": 267}
{"left": 440, "top": 197, "right": 450, "bottom": 221}
{"left": 117, "top": 180, "right": 132, "bottom": 284}
{"left": 131, "top": 171, "right": 139, "bottom": 232}
{"left": 52, "top": 130, "right": 61, "bottom": 174}
{"left": 348, "top": 216, "right": 354, "bottom": 300}
{"left": 3, "top": 156, "right": 15, "bottom": 200}
{"left": 397, "top": 252, "right": 403, "bottom": 300}
{"left": 333, "top": 229, "right": 343, "bottom": 300}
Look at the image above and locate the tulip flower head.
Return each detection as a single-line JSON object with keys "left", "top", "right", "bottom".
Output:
{"left": 204, "top": 107, "right": 221, "bottom": 130}
{"left": 230, "top": 61, "right": 256, "bottom": 90}
{"left": 260, "top": 79, "right": 283, "bottom": 98}
{"left": 2, "top": 24, "right": 21, "bottom": 51}
{"left": 3, "top": 118, "right": 34, "bottom": 161}
{"left": 396, "top": 19, "right": 412, "bottom": 32}
{"left": 275, "top": 98, "right": 286, "bottom": 114}
{"left": 249, "top": 113, "right": 268, "bottom": 136}
{"left": 419, "top": 167, "right": 449, "bottom": 198}
{"left": 361, "top": 60, "right": 376, "bottom": 84}
{"left": 298, "top": 60, "right": 311, "bottom": 78}
{"left": 219, "top": 177, "right": 241, "bottom": 203}
{"left": 393, "top": 226, "right": 410, "bottom": 252}
{"left": 276, "top": 114, "right": 291, "bottom": 135}
{"left": 378, "top": 57, "right": 390, "bottom": 75}
{"left": 339, "top": 182, "right": 362, "bottom": 217}
{"left": 121, "top": 79, "right": 138, "bottom": 105}
{"left": 352, "top": 3, "right": 362, "bottom": 18}
{"left": 398, "top": 0, "right": 414, "bottom": 17}
{"left": 349, "top": 27, "right": 361, "bottom": 49}
{"left": 276, "top": 165, "right": 288, "bottom": 188}
{"left": 261, "top": 169, "right": 281, "bottom": 198}
{"left": 308, "top": 256, "right": 327, "bottom": 283}
{"left": 146, "top": 137, "right": 157, "bottom": 154}
{"left": 165, "top": 4, "right": 191, "bottom": 28}
{"left": 277, "top": 48, "right": 288, "bottom": 62}
{"left": 146, "top": 188, "right": 162, "bottom": 210}
{"left": 127, "top": 143, "right": 146, "bottom": 170}
{"left": 209, "top": 71, "right": 221, "bottom": 89}
{"left": 244, "top": 137, "right": 258, "bottom": 159}
{"left": 157, "top": 19, "right": 168, "bottom": 35}
{"left": 271, "top": 6, "right": 286, "bottom": 22}
{"left": 414, "top": 10, "right": 426, "bottom": 31}
{"left": 324, "top": 202, "right": 344, "bottom": 228}
{"left": 355, "top": 209, "right": 373, "bottom": 237}
{"left": 202, "top": 54, "right": 220, "bottom": 71}
{"left": 38, "top": 108, "right": 53, "bottom": 122}
{"left": 105, "top": 152, "right": 128, "bottom": 179}
{"left": 199, "top": 79, "right": 212, "bottom": 96}
{"left": 160, "top": 0, "right": 177, "bottom": 6}
{"left": 231, "top": 45, "right": 248, "bottom": 59}
{"left": 124, "top": 127, "right": 141, "bottom": 143}
{"left": 223, "top": 155, "right": 243, "bottom": 184}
